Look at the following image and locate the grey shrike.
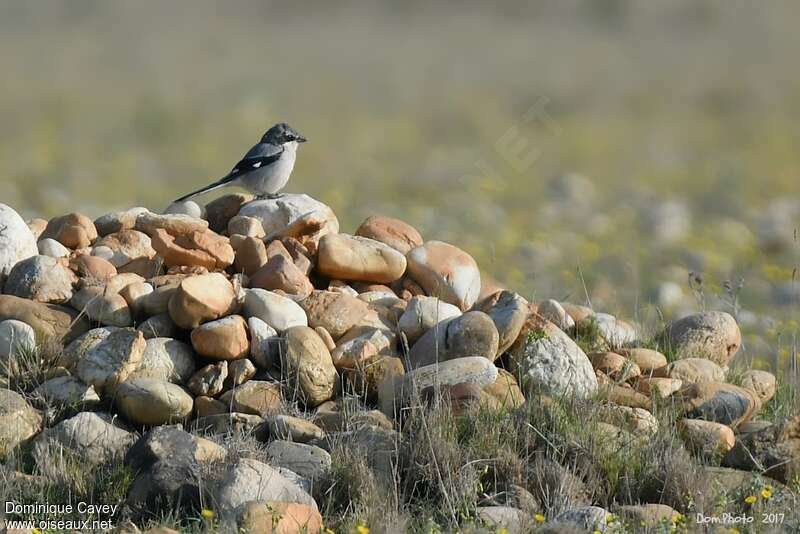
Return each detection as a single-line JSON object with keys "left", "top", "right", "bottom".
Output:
{"left": 174, "top": 122, "right": 307, "bottom": 202}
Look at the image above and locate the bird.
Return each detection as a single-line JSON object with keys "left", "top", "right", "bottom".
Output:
{"left": 174, "top": 122, "right": 307, "bottom": 202}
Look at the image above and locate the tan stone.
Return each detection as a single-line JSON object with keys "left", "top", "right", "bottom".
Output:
{"left": 662, "top": 311, "right": 741, "bottom": 367}
{"left": 250, "top": 255, "right": 313, "bottom": 298}
{"left": 238, "top": 501, "right": 323, "bottom": 534}
{"left": 345, "top": 356, "right": 405, "bottom": 401}
{"left": 191, "top": 315, "right": 249, "bottom": 360}
{"left": 634, "top": 377, "right": 683, "bottom": 398}
{"left": 151, "top": 228, "right": 234, "bottom": 270}
{"left": 70, "top": 255, "right": 117, "bottom": 281}
{"left": 317, "top": 233, "right": 407, "bottom": 284}
{"left": 483, "top": 368, "right": 526, "bottom": 410}
{"left": 0, "top": 295, "right": 90, "bottom": 343}
{"left": 589, "top": 352, "right": 641, "bottom": 382}
{"left": 616, "top": 348, "right": 668, "bottom": 375}
{"left": 231, "top": 235, "right": 268, "bottom": 275}
{"left": 168, "top": 273, "right": 235, "bottom": 329}
{"left": 355, "top": 215, "right": 423, "bottom": 254}
{"left": 41, "top": 212, "right": 98, "bottom": 249}
{"left": 218, "top": 381, "right": 283, "bottom": 416}
{"left": 300, "top": 290, "right": 370, "bottom": 339}
{"left": 282, "top": 326, "right": 338, "bottom": 407}
{"left": 741, "top": 369, "right": 777, "bottom": 403}
{"left": 678, "top": 419, "right": 736, "bottom": 455}
{"left": 406, "top": 240, "right": 481, "bottom": 310}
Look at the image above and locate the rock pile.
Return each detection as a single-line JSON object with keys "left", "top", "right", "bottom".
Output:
{"left": 0, "top": 195, "right": 793, "bottom": 532}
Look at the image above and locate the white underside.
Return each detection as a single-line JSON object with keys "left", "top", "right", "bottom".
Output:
{"left": 233, "top": 140, "right": 298, "bottom": 195}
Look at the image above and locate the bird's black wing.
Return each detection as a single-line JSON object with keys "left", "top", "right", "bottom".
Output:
{"left": 173, "top": 143, "right": 284, "bottom": 202}
{"left": 224, "top": 142, "right": 284, "bottom": 181}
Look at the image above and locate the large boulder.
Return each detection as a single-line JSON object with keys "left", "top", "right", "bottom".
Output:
{"left": 408, "top": 311, "right": 499, "bottom": 368}
{"left": 661, "top": 311, "right": 741, "bottom": 367}
{"left": 0, "top": 203, "right": 38, "bottom": 280}
{"left": 5, "top": 255, "right": 76, "bottom": 304}
{"left": 509, "top": 314, "right": 597, "bottom": 399}
{"left": 406, "top": 241, "right": 481, "bottom": 311}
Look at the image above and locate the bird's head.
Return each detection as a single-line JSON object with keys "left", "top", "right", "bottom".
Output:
{"left": 261, "top": 123, "right": 307, "bottom": 145}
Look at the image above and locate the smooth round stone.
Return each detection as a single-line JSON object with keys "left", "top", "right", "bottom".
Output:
{"left": 355, "top": 215, "right": 423, "bottom": 254}
{"left": 40, "top": 212, "right": 98, "bottom": 249}
{"left": 317, "top": 233, "right": 407, "bottom": 284}
{"left": 70, "top": 286, "right": 133, "bottom": 327}
{"left": 163, "top": 200, "right": 203, "bottom": 218}
{"left": 116, "top": 378, "right": 194, "bottom": 426}
{"left": 237, "top": 193, "right": 339, "bottom": 239}
{"left": 248, "top": 317, "right": 281, "bottom": 369}
{"left": 661, "top": 311, "right": 741, "bottom": 367}
{"left": 243, "top": 288, "right": 307, "bottom": 333}
{"left": 191, "top": 315, "right": 250, "bottom": 361}
{"left": 0, "top": 319, "right": 36, "bottom": 360}
{"left": 473, "top": 290, "right": 528, "bottom": 356}
{"left": 408, "top": 311, "right": 500, "bottom": 368}
{"left": 398, "top": 295, "right": 462, "bottom": 344}
{"left": 0, "top": 203, "right": 38, "bottom": 278}
{"left": 300, "top": 290, "right": 370, "bottom": 339}
{"left": 406, "top": 240, "right": 481, "bottom": 311}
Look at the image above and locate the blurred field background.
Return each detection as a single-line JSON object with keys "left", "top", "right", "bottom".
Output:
{"left": 1, "top": 1, "right": 799, "bottom": 370}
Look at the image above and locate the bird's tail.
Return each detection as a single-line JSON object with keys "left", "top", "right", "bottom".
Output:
{"left": 173, "top": 177, "right": 231, "bottom": 203}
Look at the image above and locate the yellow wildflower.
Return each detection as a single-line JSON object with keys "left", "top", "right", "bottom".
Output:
{"left": 761, "top": 488, "right": 773, "bottom": 499}
{"left": 534, "top": 513, "right": 546, "bottom": 523}
{"left": 606, "top": 513, "right": 617, "bottom": 523}
{"left": 744, "top": 495, "right": 757, "bottom": 505}
{"left": 496, "top": 528, "right": 509, "bottom": 534}
{"left": 201, "top": 508, "right": 215, "bottom": 520}
{"left": 356, "top": 524, "right": 370, "bottom": 534}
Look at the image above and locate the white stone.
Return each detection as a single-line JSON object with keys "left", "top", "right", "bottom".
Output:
{"left": 0, "top": 203, "right": 38, "bottom": 279}
{"left": 37, "top": 238, "right": 70, "bottom": 258}
{"left": 243, "top": 288, "right": 307, "bottom": 333}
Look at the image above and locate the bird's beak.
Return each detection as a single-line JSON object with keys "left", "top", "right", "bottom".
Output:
{"left": 297, "top": 135, "right": 307, "bottom": 143}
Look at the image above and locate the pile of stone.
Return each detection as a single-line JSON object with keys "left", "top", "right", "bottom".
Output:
{"left": 0, "top": 195, "right": 796, "bottom": 532}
